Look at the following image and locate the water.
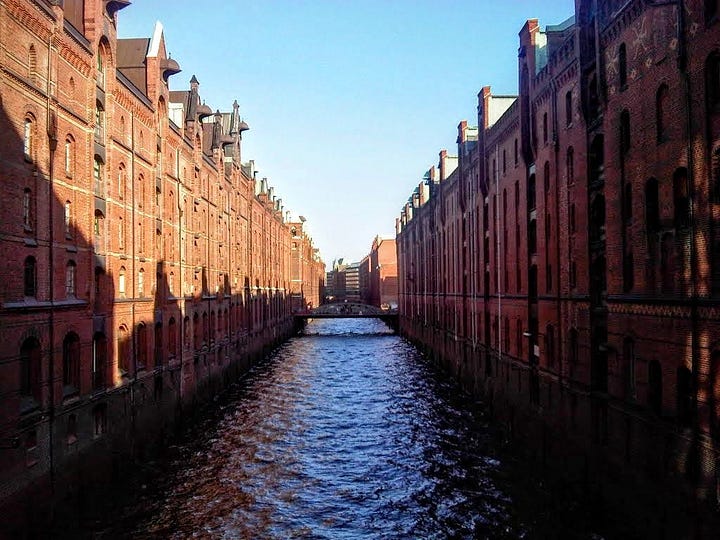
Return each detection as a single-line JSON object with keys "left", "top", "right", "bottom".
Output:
{"left": 80, "top": 318, "right": 600, "bottom": 539}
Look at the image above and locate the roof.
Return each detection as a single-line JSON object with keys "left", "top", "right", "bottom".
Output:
{"left": 117, "top": 38, "right": 150, "bottom": 95}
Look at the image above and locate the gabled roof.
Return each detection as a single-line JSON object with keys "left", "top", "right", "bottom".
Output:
{"left": 117, "top": 38, "right": 150, "bottom": 94}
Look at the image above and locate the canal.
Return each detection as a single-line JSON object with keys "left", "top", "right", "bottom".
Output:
{"left": 73, "top": 318, "right": 605, "bottom": 539}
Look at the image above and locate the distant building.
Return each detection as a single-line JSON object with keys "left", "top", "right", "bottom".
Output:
{"left": 368, "top": 236, "right": 398, "bottom": 309}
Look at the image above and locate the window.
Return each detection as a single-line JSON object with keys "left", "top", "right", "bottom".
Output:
{"left": 620, "top": 110, "right": 631, "bottom": 155}
{"left": 65, "top": 260, "right": 76, "bottom": 297}
{"left": 648, "top": 360, "right": 662, "bottom": 415}
{"left": 656, "top": 85, "right": 669, "bottom": 143}
{"left": 514, "top": 138, "right": 518, "bottom": 165}
{"left": 24, "top": 256, "right": 36, "bottom": 297}
{"left": 661, "top": 233, "right": 675, "bottom": 293}
{"left": 623, "top": 337, "right": 636, "bottom": 399}
{"left": 542, "top": 112, "right": 548, "bottom": 144}
{"left": 706, "top": 0, "right": 718, "bottom": 23}
{"left": 24, "top": 116, "right": 33, "bottom": 161}
{"left": 673, "top": 168, "right": 690, "bottom": 229}
{"left": 138, "top": 174, "right": 144, "bottom": 209}
{"left": 62, "top": 332, "right": 80, "bottom": 397}
{"left": 118, "top": 164, "right": 126, "bottom": 199}
{"left": 67, "top": 414, "right": 77, "bottom": 445}
{"left": 569, "top": 328, "right": 579, "bottom": 375}
{"left": 707, "top": 53, "right": 720, "bottom": 111}
{"left": 118, "top": 266, "right": 126, "bottom": 296}
{"left": 23, "top": 188, "right": 32, "bottom": 230}
{"left": 168, "top": 317, "right": 177, "bottom": 358}
{"left": 118, "top": 325, "right": 130, "bottom": 375}
{"left": 677, "top": 366, "right": 693, "bottom": 426}
{"left": 65, "top": 136, "right": 74, "bottom": 176}
{"left": 546, "top": 324, "right": 555, "bottom": 367}
{"left": 95, "top": 101, "right": 104, "bottom": 142}
{"left": 619, "top": 43, "right": 627, "bottom": 88}
{"left": 138, "top": 268, "right": 145, "bottom": 297}
{"left": 118, "top": 217, "right": 124, "bottom": 250}
{"left": 566, "top": 147, "right": 574, "bottom": 184}
{"left": 92, "top": 404, "right": 107, "bottom": 438}
{"left": 502, "top": 149, "right": 506, "bottom": 174}
{"left": 565, "top": 90, "right": 572, "bottom": 126}
{"left": 96, "top": 49, "right": 105, "bottom": 88}
{"left": 93, "top": 156, "right": 104, "bottom": 197}
{"left": 570, "top": 203, "right": 576, "bottom": 233}
{"left": 64, "top": 200, "right": 72, "bottom": 238}
{"left": 138, "top": 223, "right": 144, "bottom": 254}
{"left": 154, "top": 323, "right": 163, "bottom": 367}
{"left": 94, "top": 210, "right": 104, "bottom": 236}
{"left": 20, "top": 337, "right": 41, "bottom": 406}
{"left": 92, "top": 332, "right": 106, "bottom": 390}
{"left": 136, "top": 323, "right": 147, "bottom": 370}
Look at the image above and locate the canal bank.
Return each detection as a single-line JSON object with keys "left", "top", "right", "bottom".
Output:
{"left": 399, "top": 318, "right": 720, "bottom": 540}
{"left": 1, "top": 318, "right": 299, "bottom": 539}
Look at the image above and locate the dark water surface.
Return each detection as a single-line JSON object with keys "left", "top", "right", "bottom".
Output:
{"left": 79, "top": 319, "right": 602, "bottom": 539}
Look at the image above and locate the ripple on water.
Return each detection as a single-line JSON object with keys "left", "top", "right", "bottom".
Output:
{"left": 91, "top": 318, "right": 534, "bottom": 539}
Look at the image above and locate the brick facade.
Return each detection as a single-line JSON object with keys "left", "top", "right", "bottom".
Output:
{"left": 397, "top": 1, "right": 720, "bottom": 535}
{"left": 0, "top": 0, "right": 323, "bottom": 528}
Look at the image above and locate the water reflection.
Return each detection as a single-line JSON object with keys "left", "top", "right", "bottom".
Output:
{"left": 92, "top": 319, "right": 529, "bottom": 539}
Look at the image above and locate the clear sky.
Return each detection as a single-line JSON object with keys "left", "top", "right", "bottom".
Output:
{"left": 117, "top": 0, "right": 574, "bottom": 268}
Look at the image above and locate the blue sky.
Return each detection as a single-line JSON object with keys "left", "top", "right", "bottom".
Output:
{"left": 117, "top": 0, "right": 574, "bottom": 268}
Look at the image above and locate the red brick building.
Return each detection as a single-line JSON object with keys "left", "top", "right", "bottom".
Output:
{"left": 398, "top": 2, "right": 720, "bottom": 535}
{"left": 0, "top": 0, "right": 322, "bottom": 527}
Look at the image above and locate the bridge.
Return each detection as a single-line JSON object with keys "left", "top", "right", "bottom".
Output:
{"left": 293, "top": 302, "right": 398, "bottom": 329}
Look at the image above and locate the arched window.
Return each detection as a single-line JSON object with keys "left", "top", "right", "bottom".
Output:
{"left": 623, "top": 337, "right": 636, "bottom": 399}
{"left": 620, "top": 109, "right": 631, "bottom": 155}
{"left": 92, "top": 332, "right": 107, "bottom": 390}
{"left": 565, "top": 90, "right": 572, "bottom": 126}
{"left": 542, "top": 111, "right": 548, "bottom": 144}
{"left": 64, "top": 136, "right": 74, "bottom": 176}
{"left": 24, "top": 115, "right": 34, "bottom": 161}
{"left": 648, "top": 360, "right": 663, "bottom": 415}
{"left": 62, "top": 332, "right": 80, "bottom": 396}
{"left": 20, "top": 337, "right": 41, "bottom": 406}
{"left": 94, "top": 209, "right": 104, "bottom": 236}
{"left": 24, "top": 256, "right": 36, "bottom": 297}
{"left": 138, "top": 267, "right": 145, "bottom": 297}
{"left": 65, "top": 260, "right": 76, "bottom": 297}
{"left": 118, "top": 266, "right": 126, "bottom": 296}
{"left": 619, "top": 43, "right": 628, "bottom": 88}
{"left": 168, "top": 317, "right": 177, "bottom": 358}
{"left": 23, "top": 188, "right": 33, "bottom": 230}
{"left": 673, "top": 168, "right": 690, "bottom": 229}
{"left": 136, "top": 323, "right": 147, "bottom": 370}
{"left": 95, "top": 100, "right": 105, "bottom": 142}
{"left": 118, "top": 325, "right": 130, "bottom": 375}
{"left": 96, "top": 48, "right": 105, "bottom": 88}
{"left": 656, "top": 85, "right": 669, "bottom": 143}
{"left": 645, "top": 178, "right": 660, "bottom": 235}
